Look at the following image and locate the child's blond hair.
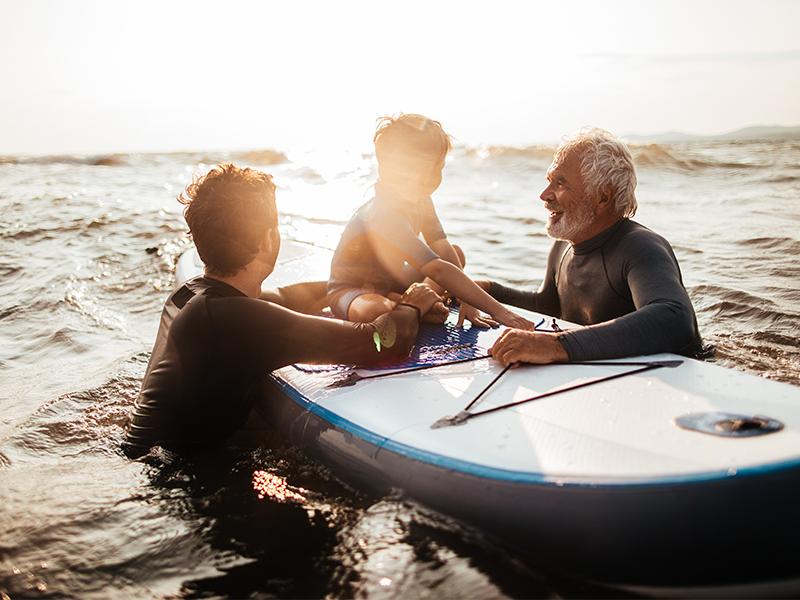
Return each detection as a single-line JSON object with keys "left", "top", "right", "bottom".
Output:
{"left": 374, "top": 113, "right": 452, "bottom": 163}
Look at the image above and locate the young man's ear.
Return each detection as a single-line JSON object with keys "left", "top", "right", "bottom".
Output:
{"left": 259, "top": 227, "right": 276, "bottom": 254}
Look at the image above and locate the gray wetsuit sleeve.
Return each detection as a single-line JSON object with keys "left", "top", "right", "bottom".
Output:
{"left": 487, "top": 241, "right": 565, "bottom": 317}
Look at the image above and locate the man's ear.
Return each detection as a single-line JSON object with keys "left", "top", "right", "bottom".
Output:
{"left": 594, "top": 184, "right": 616, "bottom": 215}
{"left": 259, "top": 227, "right": 275, "bottom": 254}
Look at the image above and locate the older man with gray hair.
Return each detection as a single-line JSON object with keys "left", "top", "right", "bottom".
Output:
{"left": 486, "top": 127, "right": 705, "bottom": 365}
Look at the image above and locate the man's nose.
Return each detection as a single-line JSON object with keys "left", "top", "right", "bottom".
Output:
{"left": 540, "top": 182, "right": 554, "bottom": 201}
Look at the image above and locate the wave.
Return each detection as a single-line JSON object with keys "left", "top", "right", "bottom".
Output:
{"left": 0, "top": 148, "right": 288, "bottom": 168}
{"left": 3, "top": 141, "right": 790, "bottom": 178}
{"left": 628, "top": 143, "right": 765, "bottom": 172}
{"left": 459, "top": 144, "right": 557, "bottom": 162}
{"left": 0, "top": 154, "right": 126, "bottom": 166}
{"left": 456, "top": 141, "right": 731, "bottom": 173}
{"left": 452, "top": 139, "right": 796, "bottom": 177}
{"left": 735, "top": 236, "right": 800, "bottom": 254}
{"left": 692, "top": 284, "right": 800, "bottom": 345}
{"left": 235, "top": 149, "right": 288, "bottom": 165}
{"left": 760, "top": 174, "right": 800, "bottom": 184}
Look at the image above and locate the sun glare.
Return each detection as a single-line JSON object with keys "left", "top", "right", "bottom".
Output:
{"left": 252, "top": 470, "right": 306, "bottom": 502}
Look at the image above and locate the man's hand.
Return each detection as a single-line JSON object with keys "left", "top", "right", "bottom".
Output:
{"left": 398, "top": 283, "right": 443, "bottom": 320}
{"left": 490, "top": 329, "right": 569, "bottom": 366}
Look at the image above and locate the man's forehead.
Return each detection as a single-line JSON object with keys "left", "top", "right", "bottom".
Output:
{"left": 546, "top": 159, "right": 567, "bottom": 178}
{"left": 548, "top": 151, "right": 580, "bottom": 177}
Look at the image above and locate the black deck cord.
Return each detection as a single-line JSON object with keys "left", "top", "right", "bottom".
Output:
{"left": 328, "top": 353, "right": 491, "bottom": 388}
{"left": 431, "top": 359, "right": 683, "bottom": 428}
{"left": 462, "top": 362, "right": 514, "bottom": 412}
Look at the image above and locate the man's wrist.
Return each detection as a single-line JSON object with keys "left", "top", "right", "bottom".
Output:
{"left": 551, "top": 332, "right": 570, "bottom": 362}
{"left": 396, "top": 302, "right": 422, "bottom": 318}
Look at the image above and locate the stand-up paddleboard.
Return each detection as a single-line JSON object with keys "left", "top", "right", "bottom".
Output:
{"left": 176, "top": 241, "right": 800, "bottom": 597}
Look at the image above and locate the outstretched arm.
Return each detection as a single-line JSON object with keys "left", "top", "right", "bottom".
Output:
{"left": 427, "top": 238, "right": 495, "bottom": 327}
{"left": 260, "top": 281, "right": 328, "bottom": 314}
{"left": 479, "top": 240, "right": 567, "bottom": 318}
{"left": 270, "top": 281, "right": 442, "bottom": 366}
{"left": 420, "top": 258, "right": 535, "bottom": 330}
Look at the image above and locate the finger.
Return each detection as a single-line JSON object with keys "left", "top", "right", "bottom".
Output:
{"left": 495, "top": 349, "right": 515, "bottom": 367}
{"left": 490, "top": 339, "right": 510, "bottom": 364}
{"left": 470, "top": 315, "right": 493, "bottom": 329}
{"left": 512, "top": 317, "right": 532, "bottom": 330}
{"left": 497, "top": 346, "right": 523, "bottom": 366}
{"left": 432, "top": 299, "right": 448, "bottom": 312}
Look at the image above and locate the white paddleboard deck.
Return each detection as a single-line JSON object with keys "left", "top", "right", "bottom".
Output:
{"left": 179, "top": 241, "right": 800, "bottom": 484}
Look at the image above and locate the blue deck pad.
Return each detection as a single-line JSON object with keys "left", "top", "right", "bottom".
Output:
{"left": 363, "top": 310, "right": 496, "bottom": 371}
{"left": 293, "top": 309, "right": 503, "bottom": 374}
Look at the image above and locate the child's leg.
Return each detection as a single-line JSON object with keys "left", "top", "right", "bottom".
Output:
{"left": 349, "top": 289, "right": 448, "bottom": 324}
{"left": 453, "top": 244, "right": 466, "bottom": 268}
{"left": 348, "top": 293, "right": 395, "bottom": 322}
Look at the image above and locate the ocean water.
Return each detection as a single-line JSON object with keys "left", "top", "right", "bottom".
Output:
{"left": 1, "top": 140, "right": 799, "bottom": 599}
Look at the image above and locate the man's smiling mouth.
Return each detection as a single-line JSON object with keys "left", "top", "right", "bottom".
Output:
{"left": 545, "top": 204, "right": 563, "bottom": 218}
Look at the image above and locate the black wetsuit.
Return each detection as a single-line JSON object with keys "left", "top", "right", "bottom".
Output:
{"left": 488, "top": 219, "right": 703, "bottom": 361}
{"left": 124, "top": 276, "right": 420, "bottom": 455}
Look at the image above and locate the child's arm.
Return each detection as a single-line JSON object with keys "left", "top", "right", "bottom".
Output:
{"left": 427, "top": 238, "right": 528, "bottom": 328}
{"left": 428, "top": 238, "right": 463, "bottom": 268}
{"left": 425, "top": 238, "right": 489, "bottom": 327}
{"left": 420, "top": 258, "right": 535, "bottom": 330}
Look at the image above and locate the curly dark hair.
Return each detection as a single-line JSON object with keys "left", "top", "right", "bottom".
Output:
{"left": 178, "top": 162, "right": 278, "bottom": 276}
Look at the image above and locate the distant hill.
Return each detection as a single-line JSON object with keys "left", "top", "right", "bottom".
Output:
{"left": 624, "top": 125, "right": 800, "bottom": 144}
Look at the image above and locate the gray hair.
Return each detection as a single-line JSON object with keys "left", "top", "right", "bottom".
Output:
{"left": 555, "top": 127, "right": 638, "bottom": 218}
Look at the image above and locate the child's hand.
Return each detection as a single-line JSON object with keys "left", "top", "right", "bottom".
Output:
{"left": 456, "top": 302, "right": 498, "bottom": 329}
{"left": 492, "top": 307, "right": 537, "bottom": 331}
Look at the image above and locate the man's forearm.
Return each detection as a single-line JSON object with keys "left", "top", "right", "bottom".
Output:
{"left": 488, "top": 282, "right": 541, "bottom": 313}
{"left": 261, "top": 281, "right": 328, "bottom": 314}
{"left": 558, "top": 302, "right": 699, "bottom": 361}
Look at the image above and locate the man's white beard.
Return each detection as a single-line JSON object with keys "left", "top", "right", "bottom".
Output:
{"left": 545, "top": 199, "right": 595, "bottom": 244}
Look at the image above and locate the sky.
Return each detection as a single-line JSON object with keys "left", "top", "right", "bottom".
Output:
{"left": 1, "top": 0, "right": 799, "bottom": 156}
